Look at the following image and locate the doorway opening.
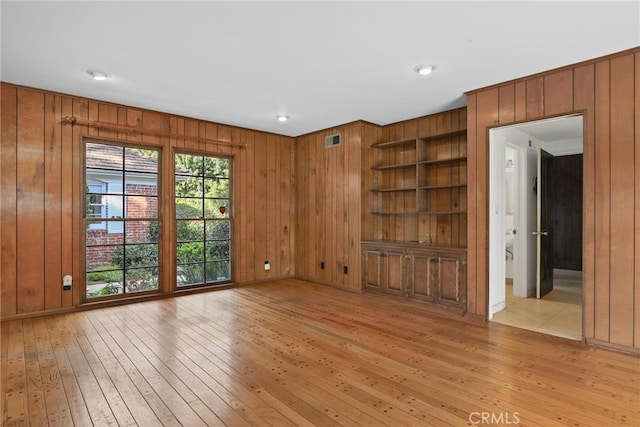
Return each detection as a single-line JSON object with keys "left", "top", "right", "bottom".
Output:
{"left": 488, "top": 115, "right": 583, "bottom": 340}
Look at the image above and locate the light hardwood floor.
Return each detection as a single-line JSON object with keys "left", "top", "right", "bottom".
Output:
{"left": 2, "top": 279, "right": 638, "bottom": 426}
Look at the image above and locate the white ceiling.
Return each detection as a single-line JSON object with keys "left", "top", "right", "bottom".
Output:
{"left": 498, "top": 114, "right": 584, "bottom": 156}
{"left": 1, "top": 1, "right": 638, "bottom": 137}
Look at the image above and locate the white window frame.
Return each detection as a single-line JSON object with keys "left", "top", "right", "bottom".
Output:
{"left": 87, "top": 181, "right": 107, "bottom": 230}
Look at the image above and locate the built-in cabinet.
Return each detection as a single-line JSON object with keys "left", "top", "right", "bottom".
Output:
{"left": 362, "top": 242, "right": 466, "bottom": 312}
{"left": 362, "top": 110, "right": 467, "bottom": 312}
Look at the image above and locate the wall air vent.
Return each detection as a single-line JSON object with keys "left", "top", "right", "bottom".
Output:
{"left": 324, "top": 133, "right": 341, "bottom": 148}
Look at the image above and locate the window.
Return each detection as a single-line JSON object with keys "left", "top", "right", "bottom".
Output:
{"left": 175, "top": 153, "right": 232, "bottom": 287}
{"left": 85, "top": 142, "right": 160, "bottom": 299}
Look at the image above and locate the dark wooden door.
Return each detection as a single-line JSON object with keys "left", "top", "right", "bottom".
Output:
{"left": 537, "top": 149, "right": 554, "bottom": 298}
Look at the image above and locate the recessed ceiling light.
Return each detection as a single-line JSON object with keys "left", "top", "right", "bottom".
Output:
{"left": 276, "top": 115, "right": 290, "bottom": 122}
{"left": 413, "top": 65, "right": 436, "bottom": 75}
{"left": 87, "top": 70, "right": 110, "bottom": 81}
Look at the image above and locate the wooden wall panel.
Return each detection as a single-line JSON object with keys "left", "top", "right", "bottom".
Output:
{"left": 608, "top": 55, "right": 635, "bottom": 347}
{"left": 635, "top": 52, "right": 640, "bottom": 349}
{"left": 514, "top": 81, "right": 527, "bottom": 122}
{"left": 544, "top": 69, "right": 574, "bottom": 116}
{"left": 573, "top": 63, "right": 595, "bottom": 340}
{"left": 0, "top": 83, "right": 295, "bottom": 318}
{"left": 244, "top": 131, "right": 256, "bottom": 282}
{"left": 526, "top": 77, "right": 544, "bottom": 120}
{"left": 466, "top": 94, "right": 478, "bottom": 315}
{"left": 593, "top": 60, "right": 611, "bottom": 342}
{"left": 1, "top": 84, "right": 17, "bottom": 316}
{"left": 295, "top": 123, "right": 364, "bottom": 291}
{"left": 16, "top": 88, "right": 46, "bottom": 313}
{"left": 498, "top": 85, "right": 515, "bottom": 124}
{"left": 71, "top": 98, "right": 87, "bottom": 306}
{"left": 466, "top": 47, "right": 640, "bottom": 352}
{"left": 44, "top": 94, "right": 62, "bottom": 310}
{"left": 60, "top": 96, "right": 73, "bottom": 308}
{"left": 474, "top": 90, "right": 499, "bottom": 318}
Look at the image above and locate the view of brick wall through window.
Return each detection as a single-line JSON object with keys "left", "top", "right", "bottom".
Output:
{"left": 86, "top": 182, "right": 158, "bottom": 270}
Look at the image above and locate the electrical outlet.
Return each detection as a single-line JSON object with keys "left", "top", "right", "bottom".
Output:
{"left": 63, "top": 274, "right": 72, "bottom": 291}
{"left": 343, "top": 266, "right": 348, "bottom": 274}
{"left": 320, "top": 261, "right": 325, "bottom": 270}
{"left": 264, "top": 261, "right": 271, "bottom": 271}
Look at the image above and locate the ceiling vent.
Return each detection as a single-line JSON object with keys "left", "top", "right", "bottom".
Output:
{"left": 324, "top": 133, "right": 341, "bottom": 148}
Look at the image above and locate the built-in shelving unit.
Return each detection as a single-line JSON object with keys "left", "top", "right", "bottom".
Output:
{"left": 369, "top": 126, "right": 467, "bottom": 246}
{"left": 361, "top": 108, "right": 467, "bottom": 312}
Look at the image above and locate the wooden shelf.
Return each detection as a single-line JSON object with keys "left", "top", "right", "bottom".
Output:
{"left": 418, "top": 211, "right": 467, "bottom": 215}
{"left": 371, "top": 163, "right": 416, "bottom": 171}
{"left": 371, "top": 187, "right": 416, "bottom": 193}
{"left": 371, "top": 138, "right": 416, "bottom": 149}
{"left": 365, "top": 109, "right": 467, "bottom": 247}
{"left": 418, "top": 156, "right": 467, "bottom": 165}
{"left": 371, "top": 211, "right": 418, "bottom": 215}
{"left": 417, "top": 184, "right": 467, "bottom": 190}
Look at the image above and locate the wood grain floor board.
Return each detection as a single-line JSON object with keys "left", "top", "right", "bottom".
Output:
{"left": 237, "top": 282, "right": 638, "bottom": 419}
{"left": 72, "top": 312, "right": 163, "bottom": 427}
{"left": 207, "top": 286, "right": 562, "bottom": 426}
{"left": 2, "top": 279, "right": 639, "bottom": 426}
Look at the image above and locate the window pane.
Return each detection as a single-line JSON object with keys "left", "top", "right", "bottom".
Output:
{"left": 175, "top": 154, "right": 203, "bottom": 177}
{"left": 86, "top": 268, "right": 123, "bottom": 298}
{"left": 124, "top": 243, "right": 158, "bottom": 268}
{"left": 87, "top": 228, "right": 124, "bottom": 247}
{"left": 206, "top": 220, "right": 230, "bottom": 240}
{"left": 103, "top": 195, "right": 124, "bottom": 220}
{"left": 86, "top": 143, "right": 123, "bottom": 171}
{"left": 125, "top": 267, "right": 159, "bottom": 293}
{"left": 176, "top": 220, "right": 204, "bottom": 242}
{"left": 204, "top": 177, "right": 229, "bottom": 198}
{"left": 177, "top": 242, "right": 204, "bottom": 263}
{"left": 125, "top": 172, "right": 158, "bottom": 195}
{"left": 126, "top": 221, "right": 158, "bottom": 244}
{"left": 125, "top": 196, "right": 158, "bottom": 218}
{"left": 175, "top": 176, "right": 203, "bottom": 197}
{"left": 177, "top": 264, "right": 204, "bottom": 287}
{"left": 206, "top": 261, "right": 230, "bottom": 282}
{"left": 176, "top": 198, "right": 203, "bottom": 218}
{"left": 206, "top": 240, "right": 230, "bottom": 261}
{"left": 204, "top": 198, "right": 229, "bottom": 218}
{"left": 204, "top": 157, "right": 229, "bottom": 178}
{"left": 125, "top": 147, "right": 158, "bottom": 173}
{"left": 87, "top": 245, "right": 121, "bottom": 270}
{"left": 86, "top": 219, "right": 107, "bottom": 232}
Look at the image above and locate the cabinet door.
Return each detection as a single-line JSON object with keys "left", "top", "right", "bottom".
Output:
{"left": 363, "top": 248, "right": 383, "bottom": 291}
{"left": 409, "top": 252, "right": 437, "bottom": 302}
{"left": 383, "top": 250, "right": 405, "bottom": 296}
{"left": 437, "top": 255, "right": 465, "bottom": 308}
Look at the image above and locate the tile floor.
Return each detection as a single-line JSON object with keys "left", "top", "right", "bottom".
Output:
{"left": 491, "top": 270, "right": 582, "bottom": 340}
